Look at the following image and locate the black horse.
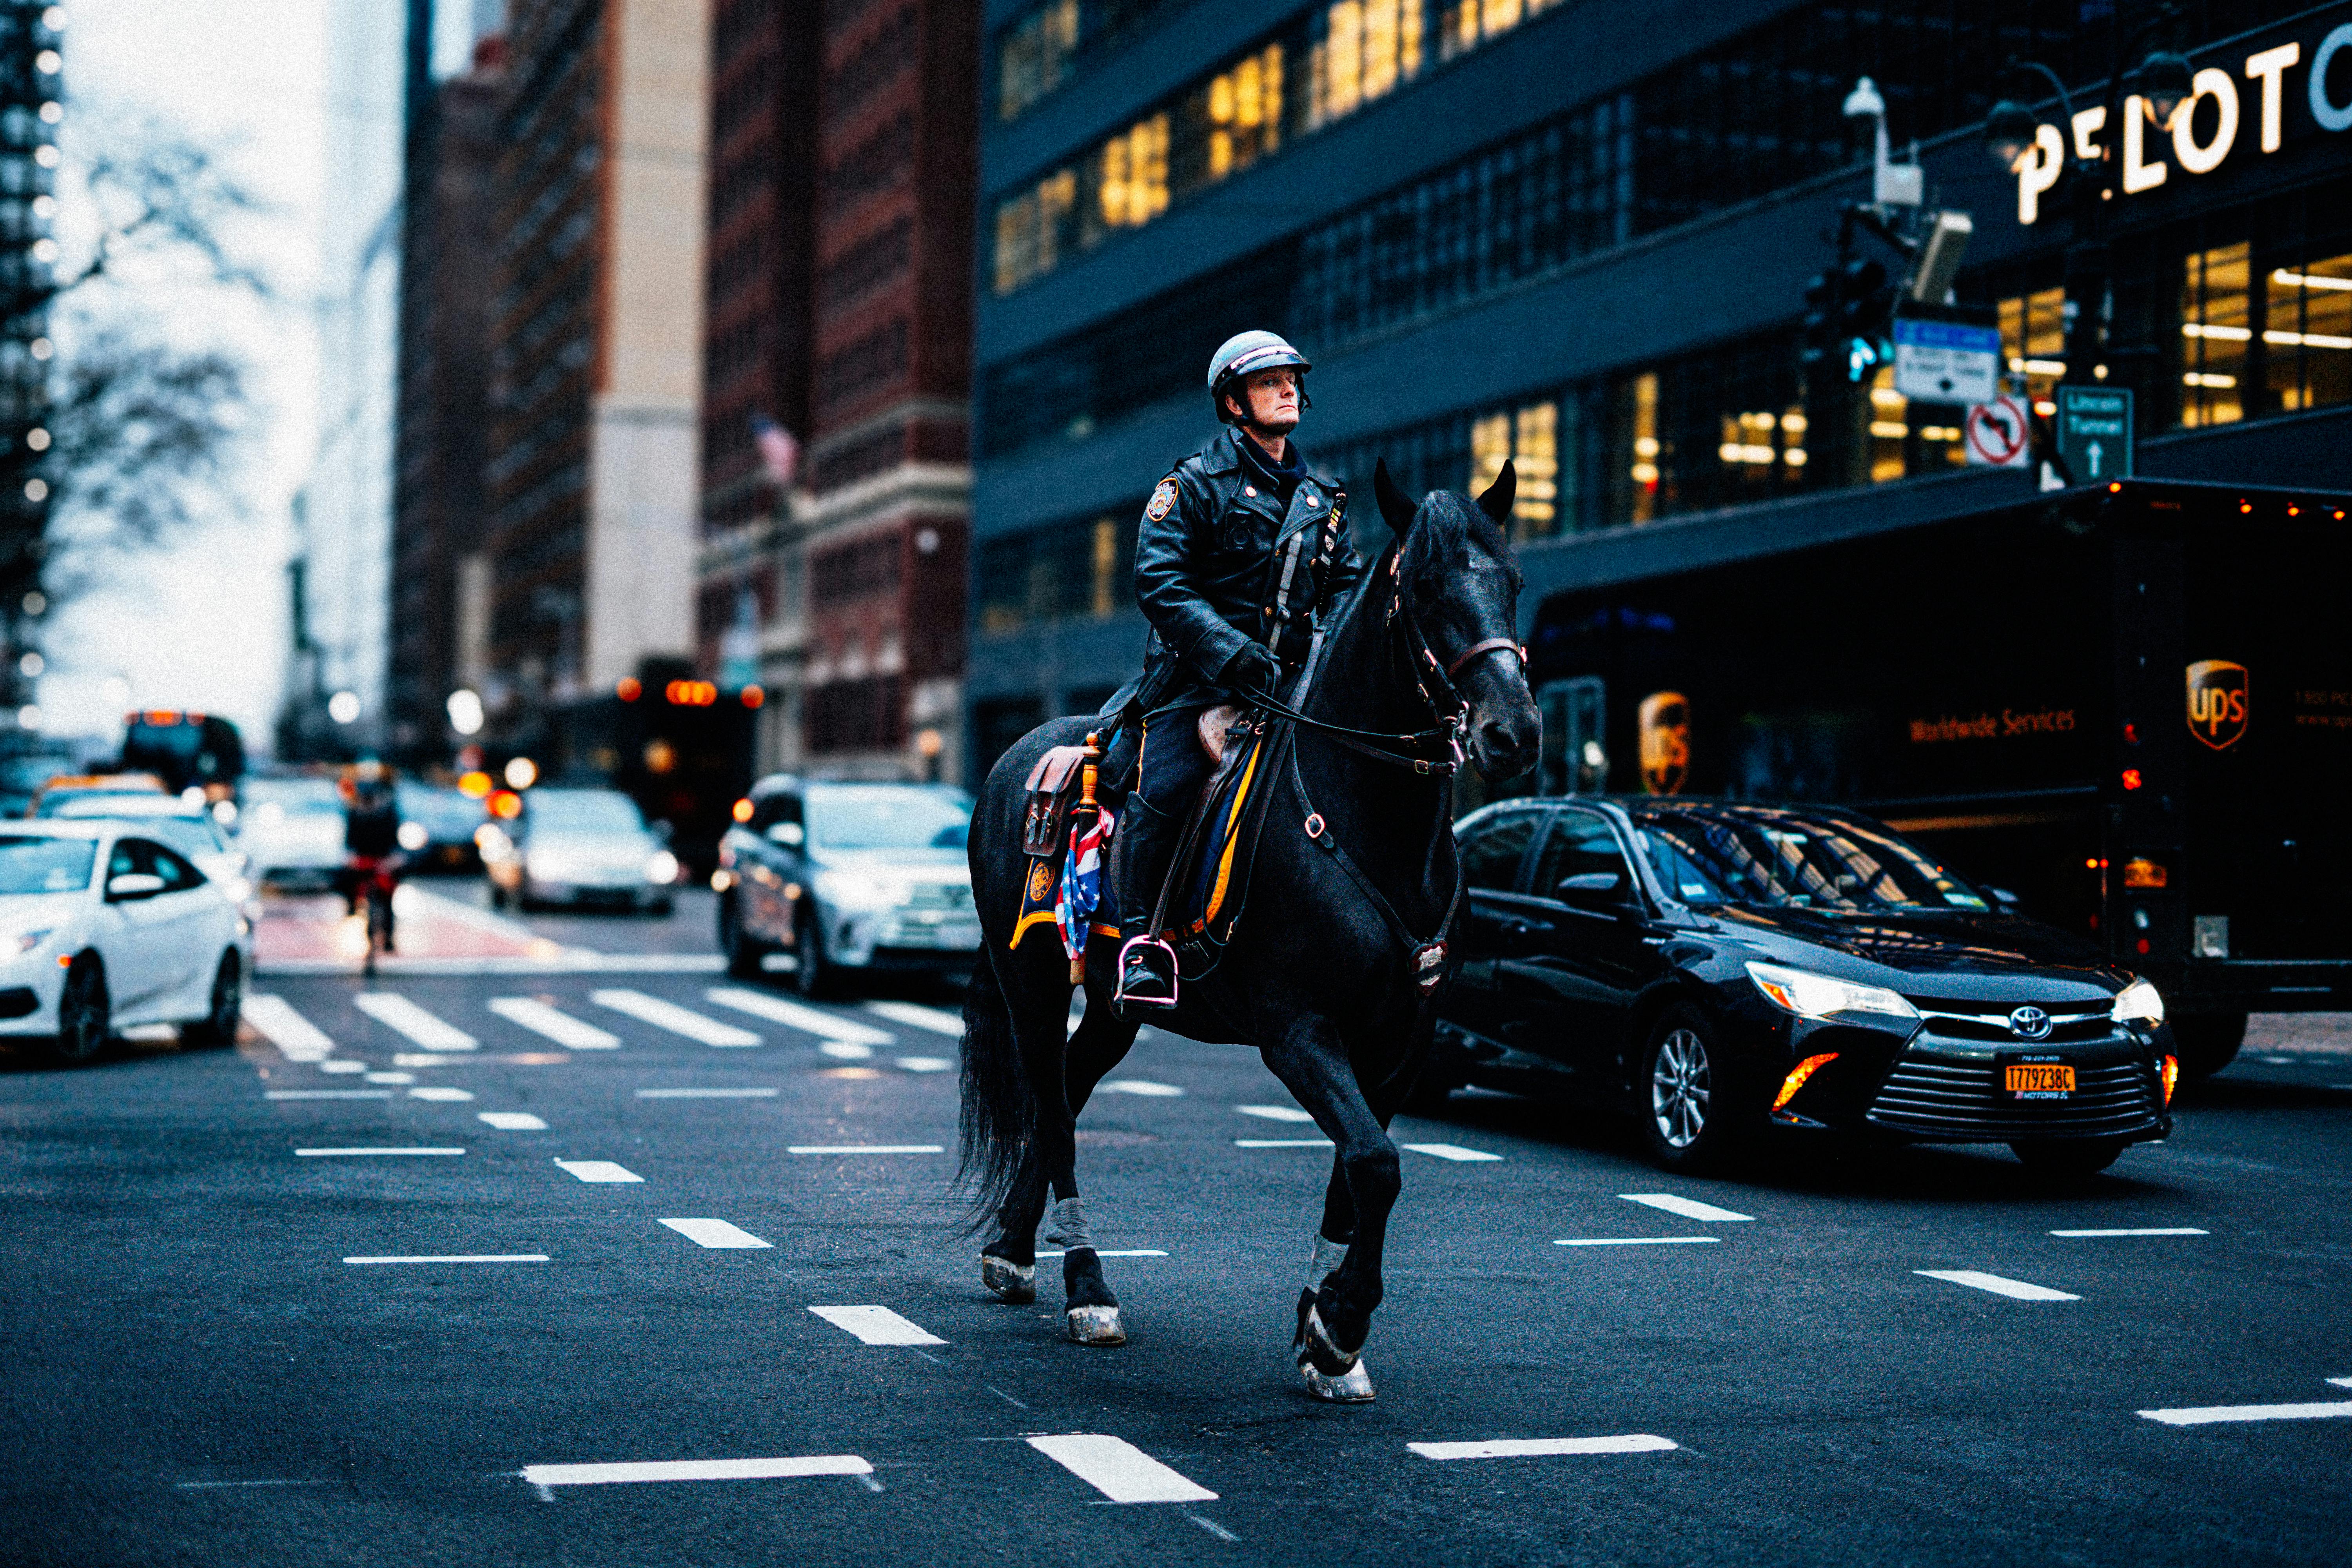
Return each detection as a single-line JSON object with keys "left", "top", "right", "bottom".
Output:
{"left": 957, "top": 460, "right": 1539, "bottom": 1401}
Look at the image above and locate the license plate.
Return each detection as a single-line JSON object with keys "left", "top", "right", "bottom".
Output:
{"left": 2005, "top": 1063, "right": 2075, "bottom": 1099}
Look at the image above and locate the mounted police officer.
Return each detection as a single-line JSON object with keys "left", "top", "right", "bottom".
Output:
{"left": 1111, "top": 330, "right": 1363, "bottom": 1015}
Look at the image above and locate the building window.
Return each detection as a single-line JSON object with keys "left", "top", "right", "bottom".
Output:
{"left": 1998, "top": 286, "right": 2067, "bottom": 411}
{"left": 1203, "top": 45, "right": 1283, "bottom": 180}
{"left": 1000, "top": 0, "right": 1080, "bottom": 122}
{"left": 2179, "top": 241, "right": 2249, "bottom": 428}
{"left": 1307, "top": 0, "right": 1421, "bottom": 131}
{"left": 2263, "top": 252, "right": 2352, "bottom": 416}
{"left": 1470, "top": 400, "right": 1561, "bottom": 539}
{"left": 1093, "top": 113, "right": 1169, "bottom": 232}
{"left": 1089, "top": 517, "right": 1120, "bottom": 617}
{"left": 1625, "top": 371, "right": 1659, "bottom": 524}
{"left": 994, "top": 168, "right": 1076, "bottom": 294}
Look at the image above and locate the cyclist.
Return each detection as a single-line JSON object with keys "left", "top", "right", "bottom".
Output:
{"left": 340, "top": 760, "right": 405, "bottom": 959}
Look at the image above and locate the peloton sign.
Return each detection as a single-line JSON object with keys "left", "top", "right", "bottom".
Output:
{"left": 2011, "top": 23, "right": 2352, "bottom": 225}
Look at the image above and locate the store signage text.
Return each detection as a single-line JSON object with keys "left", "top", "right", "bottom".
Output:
{"left": 1908, "top": 708, "right": 2077, "bottom": 744}
{"left": 2014, "top": 25, "right": 2351, "bottom": 223}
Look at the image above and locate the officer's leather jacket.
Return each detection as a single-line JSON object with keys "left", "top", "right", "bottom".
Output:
{"left": 1130, "top": 427, "right": 1363, "bottom": 714}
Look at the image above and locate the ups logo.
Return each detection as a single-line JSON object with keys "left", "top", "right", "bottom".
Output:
{"left": 2185, "top": 660, "right": 2248, "bottom": 751}
{"left": 1638, "top": 691, "right": 1690, "bottom": 795}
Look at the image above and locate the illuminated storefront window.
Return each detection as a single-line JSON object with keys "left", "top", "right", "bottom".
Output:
{"left": 1000, "top": 0, "right": 1080, "bottom": 122}
{"left": 2264, "top": 252, "right": 2352, "bottom": 415}
{"left": 1307, "top": 0, "right": 1423, "bottom": 131}
{"left": 1203, "top": 45, "right": 1283, "bottom": 180}
{"left": 2178, "top": 241, "right": 2249, "bottom": 428}
{"left": 1627, "top": 372, "right": 1659, "bottom": 524}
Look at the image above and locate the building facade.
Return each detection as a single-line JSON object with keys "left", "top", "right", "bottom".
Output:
{"left": 695, "top": 0, "right": 978, "bottom": 783}
{"left": 967, "top": 0, "right": 2352, "bottom": 782}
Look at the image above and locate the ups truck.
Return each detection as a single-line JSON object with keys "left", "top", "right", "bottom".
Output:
{"left": 1522, "top": 477, "right": 2352, "bottom": 1079}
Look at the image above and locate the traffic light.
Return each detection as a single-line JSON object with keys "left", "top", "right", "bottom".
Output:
{"left": 1800, "top": 269, "right": 1838, "bottom": 369}
{"left": 1836, "top": 258, "right": 1895, "bottom": 382}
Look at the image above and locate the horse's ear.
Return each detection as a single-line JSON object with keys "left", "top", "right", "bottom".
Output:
{"left": 1372, "top": 459, "right": 1416, "bottom": 536}
{"left": 1476, "top": 458, "right": 1517, "bottom": 527}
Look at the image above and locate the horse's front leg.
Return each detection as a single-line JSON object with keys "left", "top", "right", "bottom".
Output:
{"left": 1264, "top": 1011, "right": 1398, "bottom": 1402}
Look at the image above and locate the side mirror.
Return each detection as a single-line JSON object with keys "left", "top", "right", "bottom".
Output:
{"left": 1554, "top": 871, "right": 1628, "bottom": 906}
{"left": 1988, "top": 886, "right": 2021, "bottom": 908}
{"left": 107, "top": 873, "right": 166, "bottom": 901}
{"left": 766, "top": 820, "right": 804, "bottom": 848}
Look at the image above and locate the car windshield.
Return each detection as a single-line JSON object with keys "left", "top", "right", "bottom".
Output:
{"left": 1635, "top": 808, "right": 1991, "bottom": 913}
{"left": 50, "top": 794, "right": 192, "bottom": 819}
{"left": 805, "top": 785, "right": 972, "bottom": 851}
{"left": 0, "top": 836, "right": 96, "bottom": 895}
{"left": 527, "top": 791, "right": 645, "bottom": 835}
{"left": 245, "top": 780, "right": 343, "bottom": 817}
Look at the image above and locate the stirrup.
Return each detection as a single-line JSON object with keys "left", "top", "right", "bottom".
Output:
{"left": 1113, "top": 933, "right": 1180, "bottom": 1013}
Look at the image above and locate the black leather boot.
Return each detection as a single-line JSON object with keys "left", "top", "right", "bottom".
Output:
{"left": 1112, "top": 794, "right": 1181, "bottom": 1016}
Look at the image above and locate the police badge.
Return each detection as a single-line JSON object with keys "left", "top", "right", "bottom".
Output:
{"left": 1146, "top": 477, "right": 1178, "bottom": 521}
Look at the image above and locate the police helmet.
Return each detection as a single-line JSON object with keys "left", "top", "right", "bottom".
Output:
{"left": 1207, "top": 330, "right": 1311, "bottom": 424}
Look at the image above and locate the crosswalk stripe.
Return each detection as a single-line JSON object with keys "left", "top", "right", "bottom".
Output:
{"left": 478, "top": 1112, "right": 548, "bottom": 1131}
{"left": 521, "top": 1455, "right": 872, "bottom": 1488}
{"left": 554, "top": 1159, "right": 642, "bottom": 1183}
{"left": 896, "top": 1056, "right": 953, "bottom": 1073}
{"left": 1620, "top": 1193, "right": 1752, "bottom": 1223}
{"left": 489, "top": 998, "right": 620, "bottom": 1050}
{"left": 705, "top": 988, "right": 891, "bottom": 1046}
{"left": 786, "top": 1144, "right": 942, "bottom": 1155}
{"left": 2139, "top": 1401, "right": 2352, "bottom": 1426}
{"left": 354, "top": 994, "right": 479, "bottom": 1052}
{"left": 2049, "top": 1228, "right": 2207, "bottom": 1237}
{"left": 243, "top": 995, "right": 336, "bottom": 1061}
{"left": 592, "top": 990, "right": 760, "bottom": 1047}
{"left": 862, "top": 1000, "right": 962, "bottom": 1036}
{"left": 1401, "top": 1143, "right": 1503, "bottom": 1162}
{"left": 345, "top": 1254, "right": 549, "bottom": 1265}
{"left": 1098, "top": 1080, "right": 1183, "bottom": 1097}
{"left": 1237, "top": 1104, "right": 1315, "bottom": 1123}
{"left": 1553, "top": 1237, "right": 1719, "bottom": 1247}
{"left": 659, "top": 1218, "right": 773, "bottom": 1249}
{"left": 808, "top": 1305, "right": 946, "bottom": 1345}
{"left": 1915, "top": 1269, "right": 2080, "bottom": 1301}
{"left": 1025, "top": 1434, "right": 1216, "bottom": 1504}
{"left": 408, "top": 1086, "right": 474, "bottom": 1102}
{"left": 1236, "top": 1138, "right": 1331, "bottom": 1149}
{"left": 296, "top": 1147, "right": 463, "bottom": 1157}
{"left": 1408, "top": 1436, "right": 1679, "bottom": 1460}
{"left": 266, "top": 1090, "right": 392, "bottom": 1100}
{"left": 635, "top": 1087, "right": 779, "bottom": 1099}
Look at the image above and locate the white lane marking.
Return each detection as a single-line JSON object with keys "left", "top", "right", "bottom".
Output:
{"left": 862, "top": 1000, "right": 962, "bottom": 1036}
{"left": 1408, "top": 1435, "right": 1679, "bottom": 1460}
{"left": 296, "top": 1147, "right": 464, "bottom": 1157}
{"left": 1037, "top": 1249, "right": 1168, "bottom": 1258}
{"left": 808, "top": 1304, "right": 946, "bottom": 1345}
{"left": 521, "top": 1455, "right": 872, "bottom": 1488}
{"left": 364, "top": 1073, "right": 417, "bottom": 1085}
{"left": 1025, "top": 1434, "right": 1217, "bottom": 1504}
{"left": 318, "top": 1061, "right": 370, "bottom": 1074}
{"left": 786, "top": 1144, "right": 942, "bottom": 1155}
{"left": 2330, "top": 1377, "right": 2352, "bottom": 1389}
{"left": 819, "top": 1042, "right": 875, "bottom": 1060}
{"left": 1554, "top": 1237, "right": 1720, "bottom": 1247}
{"left": 408, "top": 1086, "right": 475, "bottom": 1102}
{"left": 354, "top": 993, "right": 479, "bottom": 1051}
{"left": 479, "top": 1112, "right": 548, "bottom": 1131}
{"left": 1620, "top": 1193, "right": 1753, "bottom": 1223}
{"left": 2049, "top": 1228, "right": 2208, "bottom": 1237}
{"left": 897, "top": 1056, "right": 953, "bottom": 1073}
{"left": 489, "top": 997, "right": 620, "bottom": 1050}
{"left": 1236, "top": 1104, "right": 1315, "bottom": 1123}
{"left": 243, "top": 995, "right": 336, "bottom": 1060}
{"left": 2139, "top": 1401, "right": 2352, "bottom": 1426}
{"left": 635, "top": 1087, "right": 779, "bottom": 1099}
{"left": 1236, "top": 1138, "right": 1333, "bottom": 1149}
{"left": 1099, "top": 1080, "right": 1183, "bottom": 1097}
{"left": 594, "top": 989, "right": 761, "bottom": 1047}
{"left": 659, "top": 1217, "right": 773, "bottom": 1249}
{"left": 1915, "top": 1269, "right": 2080, "bottom": 1301}
{"left": 703, "top": 987, "right": 888, "bottom": 1045}
{"left": 266, "top": 1090, "right": 393, "bottom": 1100}
{"left": 344, "top": 1254, "right": 547, "bottom": 1265}
{"left": 554, "top": 1159, "right": 643, "bottom": 1183}
{"left": 1402, "top": 1143, "right": 1503, "bottom": 1162}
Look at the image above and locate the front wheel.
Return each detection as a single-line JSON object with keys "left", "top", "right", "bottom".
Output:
{"left": 719, "top": 893, "right": 768, "bottom": 979}
{"left": 2010, "top": 1138, "right": 2126, "bottom": 1178}
{"left": 49, "top": 957, "right": 111, "bottom": 1065}
{"left": 1637, "top": 1005, "right": 1748, "bottom": 1173}
{"left": 2172, "top": 1012, "right": 2246, "bottom": 1082}
{"left": 790, "top": 906, "right": 837, "bottom": 999}
{"left": 185, "top": 951, "right": 243, "bottom": 1047}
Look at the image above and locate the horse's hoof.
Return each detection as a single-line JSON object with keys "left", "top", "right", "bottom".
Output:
{"left": 1298, "top": 1304, "right": 1360, "bottom": 1377}
{"left": 1300, "top": 1353, "right": 1376, "bottom": 1403}
{"left": 981, "top": 1254, "right": 1036, "bottom": 1304}
{"left": 1065, "top": 1304, "right": 1127, "bottom": 1346}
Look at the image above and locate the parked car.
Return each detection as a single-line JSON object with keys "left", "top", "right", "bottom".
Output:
{"left": 235, "top": 776, "right": 350, "bottom": 889}
{"left": 0, "top": 821, "right": 251, "bottom": 1063}
{"left": 480, "top": 788, "right": 678, "bottom": 913}
{"left": 716, "top": 777, "right": 978, "bottom": 995}
{"left": 1426, "top": 797, "right": 2176, "bottom": 1176}
{"left": 395, "top": 780, "right": 486, "bottom": 872}
{"left": 41, "top": 794, "right": 257, "bottom": 916}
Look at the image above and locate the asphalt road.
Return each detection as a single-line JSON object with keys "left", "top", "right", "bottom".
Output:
{"left": 3, "top": 885, "right": 2348, "bottom": 1565}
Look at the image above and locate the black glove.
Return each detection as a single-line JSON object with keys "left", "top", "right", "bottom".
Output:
{"left": 1219, "top": 643, "right": 1281, "bottom": 701}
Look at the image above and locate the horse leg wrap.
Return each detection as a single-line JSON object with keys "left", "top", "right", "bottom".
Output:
{"left": 1043, "top": 1197, "right": 1092, "bottom": 1252}
{"left": 1306, "top": 1234, "right": 1348, "bottom": 1291}
{"left": 1047, "top": 1197, "right": 1125, "bottom": 1345}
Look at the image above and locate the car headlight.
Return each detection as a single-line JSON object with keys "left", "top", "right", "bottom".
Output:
{"left": 644, "top": 849, "right": 679, "bottom": 884}
{"left": 813, "top": 868, "right": 909, "bottom": 912}
{"left": 2111, "top": 977, "right": 2165, "bottom": 1027}
{"left": 1746, "top": 960, "right": 1920, "bottom": 1024}
{"left": 5, "top": 927, "right": 51, "bottom": 956}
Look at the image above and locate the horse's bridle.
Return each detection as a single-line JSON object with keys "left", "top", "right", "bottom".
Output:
{"left": 1385, "top": 549, "right": 1524, "bottom": 732}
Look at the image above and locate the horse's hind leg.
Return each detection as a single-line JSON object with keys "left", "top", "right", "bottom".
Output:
{"left": 980, "top": 997, "right": 1140, "bottom": 1308}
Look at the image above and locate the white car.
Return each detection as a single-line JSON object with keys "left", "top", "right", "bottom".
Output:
{"left": 0, "top": 821, "right": 252, "bottom": 1064}
{"left": 236, "top": 776, "right": 349, "bottom": 889}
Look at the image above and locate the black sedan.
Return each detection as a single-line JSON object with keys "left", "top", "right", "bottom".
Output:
{"left": 1427, "top": 797, "right": 2177, "bottom": 1176}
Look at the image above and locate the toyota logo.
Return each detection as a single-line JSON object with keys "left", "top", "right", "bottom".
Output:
{"left": 2008, "top": 1006, "right": 2054, "bottom": 1041}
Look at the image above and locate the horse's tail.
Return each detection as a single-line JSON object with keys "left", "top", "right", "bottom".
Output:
{"left": 955, "top": 949, "right": 1032, "bottom": 1234}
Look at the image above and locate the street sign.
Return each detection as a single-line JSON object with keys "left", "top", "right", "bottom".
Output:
{"left": 2055, "top": 386, "right": 2134, "bottom": 481}
{"left": 1892, "top": 312, "right": 2002, "bottom": 405}
{"left": 1964, "top": 395, "right": 2032, "bottom": 467}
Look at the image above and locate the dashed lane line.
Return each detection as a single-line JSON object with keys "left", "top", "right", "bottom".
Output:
{"left": 1916, "top": 1269, "right": 2080, "bottom": 1301}
{"left": 1237, "top": 1104, "right": 1315, "bottom": 1123}
{"left": 808, "top": 1305, "right": 946, "bottom": 1345}
{"left": 1098, "top": 1080, "right": 1183, "bottom": 1097}
{"left": 353, "top": 993, "right": 479, "bottom": 1052}
{"left": 1620, "top": 1193, "right": 1753, "bottom": 1223}
{"left": 344, "top": 1254, "right": 548, "bottom": 1265}
{"left": 862, "top": 1000, "right": 962, "bottom": 1036}
{"left": 2331, "top": 1377, "right": 2352, "bottom": 1389}
{"left": 479, "top": 1112, "right": 548, "bottom": 1131}
{"left": 1402, "top": 1143, "right": 1503, "bottom": 1162}
{"left": 635, "top": 1087, "right": 779, "bottom": 1099}
{"left": 488, "top": 997, "right": 621, "bottom": 1050}
{"left": 897, "top": 1056, "right": 953, "bottom": 1073}
{"left": 659, "top": 1218, "right": 773, "bottom": 1249}
{"left": 296, "top": 1147, "right": 464, "bottom": 1158}
{"left": 2049, "top": 1228, "right": 2207, "bottom": 1237}
{"left": 593, "top": 989, "right": 762, "bottom": 1048}
{"left": 519, "top": 1456, "right": 872, "bottom": 1488}
{"left": 408, "top": 1086, "right": 474, "bottom": 1102}
{"left": 318, "top": 1061, "right": 370, "bottom": 1074}
{"left": 1554, "top": 1237, "right": 1720, "bottom": 1247}
{"left": 1236, "top": 1138, "right": 1333, "bottom": 1149}
{"left": 363, "top": 1073, "right": 415, "bottom": 1084}
{"left": 1025, "top": 1435, "right": 1217, "bottom": 1504}
{"left": 786, "top": 1144, "right": 943, "bottom": 1155}
{"left": 243, "top": 995, "right": 336, "bottom": 1061}
{"left": 266, "top": 1090, "right": 393, "bottom": 1100}
{"left": 2140, "top": 1401, "right": 2352, "bottom": 1426}
{"left": 553, "top": 1159, "right": 643, "bottom": 1183}
{"left": 1408, "top": 1436, "right": 1679, "bottom": 1460}
{"left": 704, "top": 988, "right": 891, "bottom": 1049}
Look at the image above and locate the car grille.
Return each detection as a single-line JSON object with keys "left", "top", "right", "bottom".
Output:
{"left": 902, "top": 882, "right": 974, "bottom": 913}
{"left": 1866, "top": 1057, "right": 2161, "bottom": 1139}
{"left": 1913, "top": 1000, "right": 2113, "bottom": 1044}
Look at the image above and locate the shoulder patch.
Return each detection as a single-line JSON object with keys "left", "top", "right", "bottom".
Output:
{"left": 1145, "top": 477, "right": 1178, "bottom": 521}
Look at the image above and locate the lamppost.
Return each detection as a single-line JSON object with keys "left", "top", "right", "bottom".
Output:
{"left": 1982, "top": 7, "right": 2195, "bottom": 382}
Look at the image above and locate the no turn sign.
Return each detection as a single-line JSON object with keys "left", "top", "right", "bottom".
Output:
{"left": 1965, "top": 395, "right": 2032, "bottom": 468}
